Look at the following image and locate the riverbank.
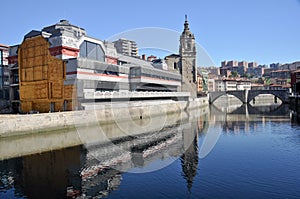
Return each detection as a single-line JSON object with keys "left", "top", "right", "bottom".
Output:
{"left": 0, "top": 97, "right": 209, "bottom": 160}
{"left": 0, "top": 97, "right": 209, "bottom": 138}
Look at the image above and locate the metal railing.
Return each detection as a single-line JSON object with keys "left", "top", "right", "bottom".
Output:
{"left": 84, "top": 91, "right": 190, "bottom": 99}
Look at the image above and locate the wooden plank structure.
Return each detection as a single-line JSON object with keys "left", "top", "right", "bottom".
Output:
{"left": 19, "top": 36, "right": 75, "bottom": 113}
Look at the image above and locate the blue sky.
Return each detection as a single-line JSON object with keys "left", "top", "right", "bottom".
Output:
{"left": 1, "top": 0, "right": 300, "bottom": 66}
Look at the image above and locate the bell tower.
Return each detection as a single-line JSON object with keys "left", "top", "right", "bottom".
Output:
{"left": 179, "top": 15, "right": 197, "bottom": 98}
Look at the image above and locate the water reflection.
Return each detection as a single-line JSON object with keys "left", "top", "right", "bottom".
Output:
{"left": 211, "top": 103, "right": 290, "bottom": 116}
{"left": 181, "top": 133, "right": 198, "bottom": 191}
{"left": 0, "top": 109, "right": 209, "bottom": 198}
{"left": 210, "top": 103, "right": 291, "bottom": 135}
{"left": 0, "top": 147, "right": 84, "bottom": 198}
{"left": 1, "top": 101, "right": 299, "bottom": 198}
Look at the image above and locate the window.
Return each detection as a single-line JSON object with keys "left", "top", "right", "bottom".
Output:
{"left": 187, "top": 42, "right": 191, "bottom": 50}
{"left": 104, "top": 70, "right": 118, "bottom": 76}
{"left": 174, "top": 62, "right": 177, "bottom": 70}
{"left": 79, "top": 41, "right": 105, "bottom": 61}
{"left": 13, "top": 73, "right": 19, "bottom": 84}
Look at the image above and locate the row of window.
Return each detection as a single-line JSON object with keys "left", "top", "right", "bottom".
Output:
{"left": 95, "top": 70, "right": 119, "bottom": 76}
{"left": 140, "top": 73, "right": 180, "bottom": 81}
{"left": 130, "top": 68, "right": 180, "bottom": 81}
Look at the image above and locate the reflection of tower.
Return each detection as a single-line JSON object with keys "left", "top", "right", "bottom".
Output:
{"left": 181, "top": 121, "right": 199, "bottom": 190}
{"left": 179, "top": 15, "right": 197, "bottom": 98}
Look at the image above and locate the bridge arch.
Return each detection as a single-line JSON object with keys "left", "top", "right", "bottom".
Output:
{"left": 226, "top": 91, "right": 247, "bottom": 104}
{"left": 209, "top": 91, "right": 246, "bottom": 104}
{"left": 247, "top": 90, "right": 287, "bottom": 103}
{"left": 208, "top": 91, "right": 226, "bottom": 104}
{"left": 209, "top": 90, "right": 288, "bottom": 104}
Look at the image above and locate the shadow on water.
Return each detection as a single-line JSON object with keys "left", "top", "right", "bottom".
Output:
{"left": 210, "top": 103, "right": 290, "bottom": 117}
{"left": 209, "top": 102, "right": 293, "bottom": 136}
{"left": 1, "top": 101, "right": 298, "bottom": 199}
{"left": 0, "top": 108, "right": 210, "bottom": 199}
{"left": 180, "top": 134, "right": 199, "bottom": 192}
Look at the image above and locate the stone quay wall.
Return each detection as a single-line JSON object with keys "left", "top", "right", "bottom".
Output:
{"left": 0, "top": 97, "right": 209, "bottom": 138}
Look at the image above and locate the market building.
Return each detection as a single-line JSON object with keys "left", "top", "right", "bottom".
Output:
{"left": 7, "top": 18, "right": 198, "bottom": 113}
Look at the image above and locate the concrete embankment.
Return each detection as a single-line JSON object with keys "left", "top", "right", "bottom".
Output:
{"left": 0, "top": 97, "right": 209, "bottom": 160}
{"left": 0, "top": 97, "right": 209, "bottom": 138}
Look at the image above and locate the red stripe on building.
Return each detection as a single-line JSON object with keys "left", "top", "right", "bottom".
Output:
{"left": 49, "top": 46, "right": 79, "bottom": 57}
{"left": 67, "top": 71, "right": 180, "bottom": 83}
{"left": 7, "top": 55, "right": 18, "bottom": 64}
{"left": 66, "top": 71, "right": 126, "bottom": 78}
{"left": 123, "top": 76, "right": 180, "bottom": 83}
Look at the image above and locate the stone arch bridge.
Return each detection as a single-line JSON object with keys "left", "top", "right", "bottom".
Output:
{"left": 209, "top": 90, "right": 289, "bottom": 104}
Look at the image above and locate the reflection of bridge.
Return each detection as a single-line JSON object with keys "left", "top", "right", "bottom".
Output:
{"left": 210, "top": 103, "right": 290, "bottom": 116}
{"left": 209, "top": 90, "right": 289, "bottom": 104}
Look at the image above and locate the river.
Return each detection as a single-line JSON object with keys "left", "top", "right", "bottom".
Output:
{"left": 1, "top": 99, "right": 300, "bottom": 198}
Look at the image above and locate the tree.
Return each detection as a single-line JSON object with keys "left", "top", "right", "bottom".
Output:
{"left": 231, "top": 71, "right": 239, "bottom": 78}
{"left": 243, "top": 73, "right": 250, "bottom": 78}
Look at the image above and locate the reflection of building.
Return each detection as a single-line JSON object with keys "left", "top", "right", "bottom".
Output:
{"left": 210, "top": 104, "right": 290, "bottom": 135}
{"left": 0, "top": 104, "right": 210, "bottom": 198}
{"left": 181, "top": 137, "right": 198, "bottom": 190}
{"left": 6, "top": 146, "right": 84, "bottom": 199}
{"left": 181, "top": 120, "right": 199, "bottom": 190}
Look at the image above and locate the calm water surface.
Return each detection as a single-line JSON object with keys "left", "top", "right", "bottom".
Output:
{"left": 1, "top": 103, "right": 300, "bottom": 199}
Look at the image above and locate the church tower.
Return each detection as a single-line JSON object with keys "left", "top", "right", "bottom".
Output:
{"left": 179, "top": 15, "right": 197, "bottom": 98}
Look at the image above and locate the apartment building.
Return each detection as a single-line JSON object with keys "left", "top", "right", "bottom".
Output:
{"left": 208, "top": 78, "right": 251, "bottom": 92}
{"left": 0, "top": 44, "right": 10, "bottom": 112}
{"left": 113, "top": 38, "right": 139, "bottom": 57}
{"left": 0, "top": 44, "right": 9, "bottom": 98}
